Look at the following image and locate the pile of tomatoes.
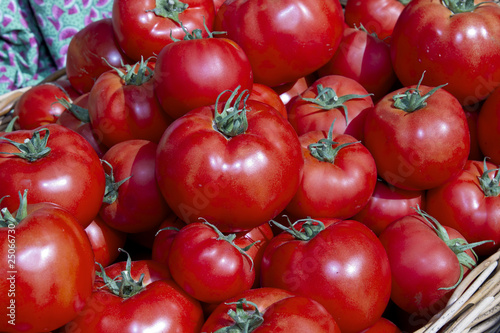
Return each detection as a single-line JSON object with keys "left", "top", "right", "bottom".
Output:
{"left": 1, "top": 0, "right": 500, "bottom": 332}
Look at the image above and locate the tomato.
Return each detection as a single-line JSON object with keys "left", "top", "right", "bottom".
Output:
{"left": 344, "top": 0, "right": 408, "bottom": 42}
{"left": 99, "top": 139, "right": 172, "bottom": 233}
{"left": 214, "top": 0, "right": 344, "bottom": 87}
{"left": 13, "top": 82, "right": 71, "bottom": 130}
{"left": 425, "top": 159, "right": 500, "bottom": 257}
{"left": 363, "top": 76, "right": 470, "bottom": 191}
{"left": 112, "top": 0, "right": 216, "bottom": 62}
{"left": 155, "top": 88, "right": 303, "bottom": 232}
{"left": 353, "top": 178, "right": 425, "bottom": 236}
{"left": 477, "top": 85, "right": 500, "bottom": 164}
{"left": 202, "top": 288, "right": 341, "bottom": 332}
{"left": 287, "top": 75, "right": 374, "bottom": 139}
{"left": 317, "top": 25, "right": 397, "bottom": 102}
{"left": 249, "top": 83, "right": 287, "bottom": 119}
{"left": 62, "top": 253, "right": 203, "bottom": 333}
{"left": 275, "top": 74, "right": 317, "bottom": 105}
{"left": 390, "top": 0, "right": 500, "bottom": 106}
{"left": 0, "top": 124, "right": 106, "bottom": 228}
{"left": 285, "top": 126, "right": 377, "bottom": 220}
{"left": 260, "top": 218, "right": 392, "bottom": 333}
{"left": 0, "top": 191, "right": 95, "bottom": 333}
{"left": 359, "top": 317, "right": 402, "bottom": 333}
{"left": 153, "top": 31, "right": 253, "bottom": 120}
{"left": 88, "top": 59, "right": 173, "bottom": 148}
{"left": 85, "top": 216, "right": 127, "bottom": 269}
{"left": 465, "top": 107, "right": 484, "bottom": 161}
{"left": 152, "top": 214, "right": 188, "bottom": 265}
{"left": 378, "top": 208, "right": 480, "bottom": 316}
{"left": 167, "top": 221, "right": 256, "bottom": 303}
{"left": 66, "top": 18, "right": 132, "bottom": 94}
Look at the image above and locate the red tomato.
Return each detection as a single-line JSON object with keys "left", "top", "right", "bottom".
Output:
{"left": 477, "top": 85, "right": 500, "bottom": 164}
{"left": 214, "top": 0, "right": 344, "bottom": 87}
{"left": 153, "top": 33, "right": 253, "bottom": 120}
{"left": 363, "top": 78, "right": 470, "bottom": 191}
{"left": 202, "top": 288, "right": 341, "bottom": 332}
{"left": 286, "top": 128, "right": 377, "bottom": 220}
{"left": 112, "top": 0, "right": 216, "bottom": 62}
{"left": 390, "top": 0, "right": 500, "bottom": 106}
{"left": 344, "top": 0, "right": 408, "bottom": 42}
{"left": 249, "top": 83, "right": 287, "bottom": 119}
{"left": 0, "top": 192, "right": 95, "bottom": 333}
{"left": 379, "top": 208, "right": 478, "bottom": 315}
{"left": 425, "top": 159, "right": 500, "bottom": 257}
{"left": 317, "top": 26, "right": 397, "bottom": 102}
{"left": 260, "top": 218, "right": 392, "bottom": 333}
{"left": 0, "top": 124, "right": 106, "bottom": 228}
{"left": 155, "top": 89, "right": 303, "bottom": 232}
{"left": 99, "top": 139, "right": 172, "bottom": 233}
{"left": 359, "top": 317, "right": 402, "bottom": 333}
{"left": 287, "top": 75, "right": 374, "bottom": 139}
{"left": 353, "top": 178, "right": 425, "bottom": 236}
{"left": 62, "top": 254, "right": 203, "bottom": 333}
{"left": 274, "top": 74, "right": 317, "bottom": 105}
{"left": 465, "top": 107, "right": 484, "bottom": 161}
{"left": 13, "top": 83, "right": 71, "bottom": 130}
{"left": 66, "top": 18, "right": 132, "bottom": 94}
{"left": 85, "top": 216, "right": 127, "bottom": 269}
{"left": 152, "top": 214, "right": 188, "bottom": 265}
{"left": 167, "top": 221, "right": 256, "bottom": 303}
{"left": 88, "top": 59, "right": 173, "bottom": 148}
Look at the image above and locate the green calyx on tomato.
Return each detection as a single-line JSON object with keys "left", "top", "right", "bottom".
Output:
{"left": 300, "top": 84, "right": 372, "bottom": 124}
{"left": 171, "top": 18, "right": 226, "bottom": 41}
{"left": 202, "top": 219, "right": 257, "bottom": 271}
{"left": 96, "top": 248, "right": 145, "bottom": 298}
{"left": 0, "top": 189, "right": 28, "bottom": 227}
{"left": 56, "top": 98, "right": 90, "bottom": 123}
{"left": 393, "top": 71, "right": 448, "bottom": 112}
{"left": 270, "top": 216, "right": 325, "bottom": 241}
{"left": 478, "top": 158, "right": 500, "bottom": 197}
{"left": 101, "top": 160, "right": 132, "bottom": 205}
{"left": 214, "top": 86, "right": 250, "bottom": 138}
{"left": 442, "top": 0, "right": 483, "bottom": 14}
{"left": 3, "top": 116, "right": 18, "bottom": 133}
{"left": 214, "top": 298, "right": 264, "bottom": 333}
{"left": 399, "top": 0, "right": 412, "bottom": 5}
{"left": 308, "top": 119, "right": 360, "bottom": 163}
{"left": 413, "top": 205, "right": 493, "bottom": 290}
{"left": 146, "top": 0, "right": 188, "bottom": 25}
{"left": 104, "top": 56, "right": 154, "bottom": 86}
{"left": 0, "top": 128, "right": 51, "bottom": 162}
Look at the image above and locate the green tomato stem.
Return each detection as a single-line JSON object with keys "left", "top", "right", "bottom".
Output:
{"left": 0, "top": 128, "right": 51, "bottom": 162}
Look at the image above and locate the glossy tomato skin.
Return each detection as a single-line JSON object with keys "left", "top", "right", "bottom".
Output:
{"left": 88, "top": 67, "right": 173, "bottom": 148}
{"left": 85, "top": 216, "right": 127, "bottom": 269}
{"left": 66, "top": 18, "right": 131, "bottom": 94}
{"left": 287, "top": 75, "right": 374, "bottom": 139}
{"left": 156, "top": 100, "right": 303, "bottom": 232}
{"left": 359, "top": 317, "right": 402, "bottom": 333}
{"left": 317, "top": 26, "right": 397, "bottom": 102}
{"left": 425, "top": 160, "right": 500, "bottom": 257}
{"left": 214, "top": 0, "right": 345, "bottom": 87}
{"left": 286, "top": 132, "right": 377, "bottom": 220}
{"left": 151, "top": 214, "right": 187, "bottom": 265}
{"left": 0, "top": 202, "right": 95, "bottom": 333}
{"left": 249, "top": 83, "right": 287, "bottom": 119}
{"left": 99, "top": 140, "right": 172, "bottom": 234}
{"left": 344, "top": 0, "right": 406, "bottom": 42}
{"left": 13, "top": 83, "right": 71, "bottom": 130}
{"left": 379, "top": 214, "right": 475, "bottom": 315}
{"left": 153, "top": 37, "right": 253, "bottom": 120}
{"left": 0, "top": 124, "right": 106, "bottom": 228}
{"left": 112, "top": 0, "right": 216, "bottom": 62}
{"left": 167, "top": 222, "right": 255, "bottom": 303}
{"left": 477, "top": 86, "right": 500, "bottom": 164}
{"left": 390, "top": 0, "right": 500, "bottom": 106}
{"left": 363, "top": 85, "right": 470, "bottom": 191}
{"left": 353, "top": 178, "right": 425, "bottom": 236}
{"left": 260, "top": 218, "right": 392, "bottom": 333}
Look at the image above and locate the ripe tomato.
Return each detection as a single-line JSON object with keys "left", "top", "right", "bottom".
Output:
{"left": 359, "top": 317, "right": 402, "bottom": 333}
{"left": 153, "top": 32, "right": 253, "bottom": 120}
{"left": 390, "top": 0, "right": 500, "bottom": 106}
{"left": 151, "top": 214, "right": 188, "bottom": 265}
{"left": 287, "top": 75, "right": 374, "bottom": 139}
{"left": 112, "top": 0, "right": 216, "bottom": 62}
{"left": 156, "top": 89, "right": 303, "bottom": 232}
{"left": 249, "top": 83, "right": 287, "bottom": 119}
{"left": 0, "top": 124, "right": 106, "bottom": 228}
{"left": 477, "top": 85, "right": 500, "bottom": 164}
{"left": 214, "top": 0, "right": 345, "bottom": 87}
{"left": 425, "top": 159, "right": 500, "bottom": 257}
{"left": 363, "top": 77, "right": 470, "bottom": 190}
{"left": 285, "top": 126, "right": 377, "bottom": 220}
{"left": 85, "top": 216, "right": 127, "bottom": 269}
{"left": 261, "top": 218, "right": 392, "bottom": 333}
{"left": 0, "top": 192, "right": 95, "bottom": 333}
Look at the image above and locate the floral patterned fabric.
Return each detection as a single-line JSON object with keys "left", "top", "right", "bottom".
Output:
{"left": 0, "top": 0, "right": 113, "bottom": 95}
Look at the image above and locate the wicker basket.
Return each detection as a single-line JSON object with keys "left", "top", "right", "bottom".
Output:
{"left": 1, "top": 69, "right": 500, "bottom": 333}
